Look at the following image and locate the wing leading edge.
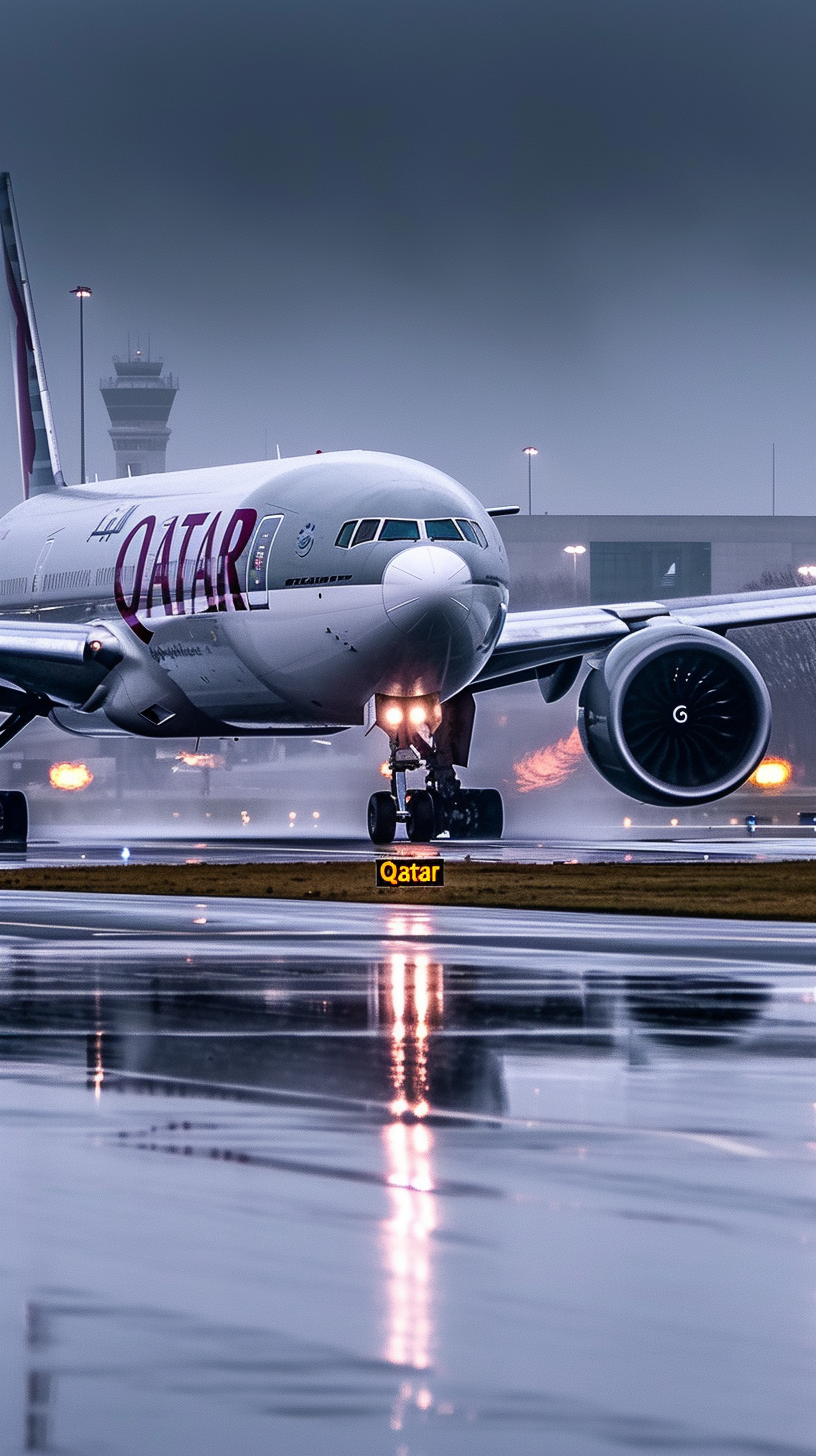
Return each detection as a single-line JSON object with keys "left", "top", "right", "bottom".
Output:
{"left": 477, "top": 584, "right": 816, "bottom": 691}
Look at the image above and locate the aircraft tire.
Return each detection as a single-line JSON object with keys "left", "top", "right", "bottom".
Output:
{"left": 406, "top": 789, "right": 437, "bottom": 843}
{"left": 368, "top": 791, "right": 397, "bottom": 845}
{"left": 447, "top": 788, "right": 503, "bottom": 839}
{"left": 0, "top": 790, "right": 27, "bottom": 846}
{"left": 473, "top": 788, "right": 504, "bottom": 838}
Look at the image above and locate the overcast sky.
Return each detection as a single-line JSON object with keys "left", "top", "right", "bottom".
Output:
{"left": 0, "top": 0, "right": 814, "bottom": 516}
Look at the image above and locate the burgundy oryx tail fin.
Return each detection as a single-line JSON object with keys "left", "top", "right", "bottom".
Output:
{"left": 1, "top": 173, "right": 65, "bottom": 497}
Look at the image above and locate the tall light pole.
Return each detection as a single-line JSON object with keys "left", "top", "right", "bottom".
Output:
{"left": 70, "top": 286, "right": 92, "bottom": 483}
{"left": 564, "top": 544, "right": 586, "bottom": 601}
{"left": 523, "top": 446, "right": 538, "bottom": 514}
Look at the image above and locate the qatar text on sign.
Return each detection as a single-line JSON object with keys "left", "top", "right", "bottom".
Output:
{"left": 376, "top": 858, "right": 445, "bottom": 887}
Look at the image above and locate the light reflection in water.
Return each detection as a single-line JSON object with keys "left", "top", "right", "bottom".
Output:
{"left": 89, "top": 989, "right": 104, "bottom": 1100}
{"left": 381, "top": 953, "right": 443, "bottom": 1373}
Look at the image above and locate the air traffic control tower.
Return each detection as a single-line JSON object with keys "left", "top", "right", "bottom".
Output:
{"left": 100, "top": 349, "right": 178, "bottom": 477}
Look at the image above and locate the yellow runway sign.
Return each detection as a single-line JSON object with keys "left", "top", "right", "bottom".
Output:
{"left": 375, "top": 858, "right": 445, "bottom": 887}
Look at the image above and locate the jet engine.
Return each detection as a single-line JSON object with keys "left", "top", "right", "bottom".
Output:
{"left": 577, "top": 625, "right": 772, "bottom": 806}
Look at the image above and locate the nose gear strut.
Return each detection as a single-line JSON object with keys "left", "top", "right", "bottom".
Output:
{"left": 366, "top": 690, "right": 503, "bottom": 846}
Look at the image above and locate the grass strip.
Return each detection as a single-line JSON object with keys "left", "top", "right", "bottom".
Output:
{"left": 0, "top": 858, "right": 814, "bottom": 920}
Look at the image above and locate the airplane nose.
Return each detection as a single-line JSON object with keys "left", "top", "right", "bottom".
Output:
{"left": 382, "top": 545, "right": 472, "bottom": 635}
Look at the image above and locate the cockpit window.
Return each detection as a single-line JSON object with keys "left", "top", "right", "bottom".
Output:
{"left": 456, "top": 519, "right": 479, "bottom": 544}
{"left": 335, "top": 521, "right": 356, "bottom": 548}
{"left": 352, "top": 518, "right": 380, "bottom": 546}
{"left": 471, "top": 521, "right": 488, "bottom": 548}
{"left": 425, "top": 518, "right": 463, "bottom": 541}
{"left": 379, "top": 519, "right": 420, "bottom": 541}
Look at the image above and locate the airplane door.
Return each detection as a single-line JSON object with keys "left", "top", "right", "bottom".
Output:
{"left": 246, "top": 515, "right": 283, "bottom": 608}
{"left": 31, "top": 532, "right": 61, "bottom": 599}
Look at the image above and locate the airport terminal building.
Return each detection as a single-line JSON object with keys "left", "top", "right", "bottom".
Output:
{"left": 500, "top": 514, "right": 816, "bottom": 611}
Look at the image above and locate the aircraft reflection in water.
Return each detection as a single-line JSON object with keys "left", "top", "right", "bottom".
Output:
{"left": 0, "top": 938, "right": 774, "bottom": 1415}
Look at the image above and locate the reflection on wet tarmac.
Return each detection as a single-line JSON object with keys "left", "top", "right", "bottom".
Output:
{"left": 1, "top": 896, "right": 816, "bottom": 1453}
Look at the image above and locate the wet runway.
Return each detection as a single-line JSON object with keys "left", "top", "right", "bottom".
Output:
{"left": 10, "top": 827, "right": 816, "bottom": 866}
{"left": 2, "top": 894, "right": 816, "bottom": 1454}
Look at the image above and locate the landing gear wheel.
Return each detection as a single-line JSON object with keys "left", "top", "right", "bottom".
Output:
{"left": 441, "top": 788, "right": 504, "bottom": 839}
{"left": 368, "top": 791, "right": 397, "bottom": 845}
{"left": 473, "top": 788, "right": 503, "bottom": 838}
{"left": 406, "top": 789, "right": 437, "bottom": 843}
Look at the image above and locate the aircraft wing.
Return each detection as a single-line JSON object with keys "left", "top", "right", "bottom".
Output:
{"left": 476, "top": 583, "right": 816, "bottom": 691}
{"left": 0, "top": 621, "right": 123, "bottom": 707}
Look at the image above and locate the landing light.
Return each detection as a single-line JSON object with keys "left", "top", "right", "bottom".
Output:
{"left": 384, "top": 706, "right": 404, "bottom": 727}
{"left": 798, "top": 566, "right": 816, "bottom": 579}
{"left": 408, "top": 705, "right": 427, "bottom": 726}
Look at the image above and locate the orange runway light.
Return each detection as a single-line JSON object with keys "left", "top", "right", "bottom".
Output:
{"left": 49, "top": 761, "right": 94, "bottom": 792}
{"left": 514, "top": 727, "right": 583, "bottom": 792}
{"left": 749, "top": 757, "right": 792, "bottom": 789}
{"left": 175, "top": 751, "right": 224, "bottom": 769}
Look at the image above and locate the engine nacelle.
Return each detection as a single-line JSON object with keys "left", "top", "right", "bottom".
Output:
{"left": 578, "top": 625, "right": 772, "bottom": 806}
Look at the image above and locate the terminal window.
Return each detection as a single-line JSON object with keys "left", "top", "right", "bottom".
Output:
{"left": 590, "top": 542, "right": 711, "bottom": 603}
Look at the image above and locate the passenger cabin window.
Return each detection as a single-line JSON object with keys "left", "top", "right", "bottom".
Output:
{"left": 335, "top": 521, "right": 356, "bottom": 548}
{"left": 247, "top": 514, "right": 284, "bottom": 607}
{"left": 425, "top": 518, "right": 463, "bottom": 540}
{"left": 352, "top": 518, "right": 380, "bottom": 545}
{"left": 379, "top": 519, "right": 420, "bottom": 541}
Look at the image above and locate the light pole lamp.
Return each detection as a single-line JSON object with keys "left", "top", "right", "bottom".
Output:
{"left": 564, "top": 544, "right": 586, "bottom": 598}
{"left": 523, "top": 446, "right": 538, "bottom": 515}
{"left": 70, "top": 286, "right": 92, "bottom": 483}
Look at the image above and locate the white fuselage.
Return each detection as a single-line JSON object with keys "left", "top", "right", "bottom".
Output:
{"left": 0, "top": 451, "right": 510, "bottom": 737}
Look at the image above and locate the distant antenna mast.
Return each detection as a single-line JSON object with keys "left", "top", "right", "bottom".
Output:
{"left": 772, "top": 442, "right": 776, "bottom": 517}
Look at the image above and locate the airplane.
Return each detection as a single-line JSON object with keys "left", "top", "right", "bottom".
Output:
{"left": 2, "top": 169, "right": 816, "bottom": 846}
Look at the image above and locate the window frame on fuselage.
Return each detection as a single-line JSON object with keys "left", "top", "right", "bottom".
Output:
{"left": 334, "top": 515, "right": 488, "bottom": 549}
{"left": 425, "top": 517, "right": 464, "bottom": 541}
{"left": 378, "top": 518, "right": 421, "bottom": 542}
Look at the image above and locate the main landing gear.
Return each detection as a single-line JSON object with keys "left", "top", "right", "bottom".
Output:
{"left": 366, "top": 690, "right": 503, "bottom": 846}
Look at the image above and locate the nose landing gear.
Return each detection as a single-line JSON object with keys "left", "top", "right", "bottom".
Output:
{"left": 366, "top": 690, "right": 504, "bottom": 845}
